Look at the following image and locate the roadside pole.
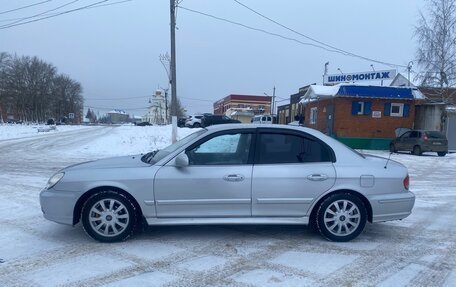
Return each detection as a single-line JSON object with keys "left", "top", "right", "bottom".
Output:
{"left": 170, "top": 0, "right": 178, "bottom": 143}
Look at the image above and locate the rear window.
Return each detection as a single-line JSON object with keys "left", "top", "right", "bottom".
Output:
{"left": 426, "top": 131, "right": 446, "bottom": 139}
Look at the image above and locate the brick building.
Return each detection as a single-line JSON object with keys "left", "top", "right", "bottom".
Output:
{"left": 277, "top": 85, "right": 313, "bottom": 124}
{"left": 300, "top": 84, "right": 425, "bottom": 149}
{"left": 213, "top": 94, "right": 272, "bottom": 116}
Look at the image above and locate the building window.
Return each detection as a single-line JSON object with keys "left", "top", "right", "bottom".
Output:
{"left": 310, "top": 107, "right": 318, "bottom": 124}
{"left": 351, "top": 101, "right": 371, "bottom": 115}
{"left": 390, "top": 103, "right": 403, "bottom": 117}
{"left": 357, "top": 102, "right": 364, "bottom": 115}
{"left": 384, "top": 103, "right": 410, "bottom": 117}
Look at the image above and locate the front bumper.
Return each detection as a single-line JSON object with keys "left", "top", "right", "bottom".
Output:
{"left": 40, "top": 187, "right": 79, "bottom": 226}
{"left": 369, "top": 191, "right": 415, "bottom": 223}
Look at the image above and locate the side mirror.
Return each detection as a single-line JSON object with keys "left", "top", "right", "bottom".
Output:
{"left": 175, "top": 153, "right": 189, "bottom": 167}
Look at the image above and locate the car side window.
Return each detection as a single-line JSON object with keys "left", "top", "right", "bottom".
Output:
{"left": 186, "top": 133, "right": 252, "bottom": 165}
{"left": 257, "top": 133, "right": 331, "bottom": 164}
{"left": 400, "top": 131, "right": 411, "bottom": 139}
{"left": 410, "top": 131, "right": 419, "bottom": 138}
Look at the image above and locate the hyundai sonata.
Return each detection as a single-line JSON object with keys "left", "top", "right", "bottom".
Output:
{"left": 40, "top": 124, "right": 415, "bottom": 242}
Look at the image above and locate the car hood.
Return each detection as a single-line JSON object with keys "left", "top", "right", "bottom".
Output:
{"left": 64, "top": 155, "right": 150, "bottom": 171}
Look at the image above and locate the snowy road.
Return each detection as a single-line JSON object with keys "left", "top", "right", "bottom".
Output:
{"left": 0, "top": 125, "right": 455, "bottom": 287}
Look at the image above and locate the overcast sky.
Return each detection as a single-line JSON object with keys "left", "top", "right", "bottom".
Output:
{"left": 1, "top": 0, "right": 426, "bottom": 117}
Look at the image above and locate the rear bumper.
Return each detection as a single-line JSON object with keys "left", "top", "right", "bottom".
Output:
{"left": 368, "top": 191, "right": 415, "bottom": 223}
{"left": 422, "top": 145, "right": 448, "bottom": 152}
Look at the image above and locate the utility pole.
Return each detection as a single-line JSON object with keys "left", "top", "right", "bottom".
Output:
{"left": 272, "top": 86, "right": 276, "bottom": 118}
{"left": 170, "top": 0, "right": 177, "bottom": 142}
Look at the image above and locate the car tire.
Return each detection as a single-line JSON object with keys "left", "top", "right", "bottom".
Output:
{"left": 389, "top": 144, "right": 397, "bottom": 153}
{"left": 437, "top": 152, "right": 447, "bottom": 157}
{"left": 316, "top": 193, "right": 367, "bottom": 242}
{"left": 81, "top": 190, "right": 137, "bottom": 243}
{"left": 413, "top": 145, "right": 422, "bottom": 156}
{"left": 193, "top": 122, "right": 201, "bottom": 128}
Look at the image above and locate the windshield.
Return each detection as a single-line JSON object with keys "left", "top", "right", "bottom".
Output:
{"left": 143, "top": 129, "right": 206, "bottom": 164}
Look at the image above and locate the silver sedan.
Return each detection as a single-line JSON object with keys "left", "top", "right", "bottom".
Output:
{"left": 40, "top": 124, "right": 415, "bottom": 242}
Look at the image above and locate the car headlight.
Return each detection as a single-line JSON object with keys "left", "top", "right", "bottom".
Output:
{"left": 46, "top": 172, "right": 65, "bottom": 189}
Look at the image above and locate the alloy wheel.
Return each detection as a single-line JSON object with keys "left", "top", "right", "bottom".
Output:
{"left": 88, "top": 198, "right": 130, "bottom": 237}
{"left": 323, "top": 199, "right": 361, "bottom": 237}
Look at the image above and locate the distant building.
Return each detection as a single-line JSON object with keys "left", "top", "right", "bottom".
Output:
{"left": 143, "top": 90, "right": 167, "bottom": 125}
{"left": 300, "top": 84, "right": 424, "bottom": 149}
{"left": 213, "top": 94, "right": 272, "bottom": 117}
{"left": 277, "top": 84, "right": 313, "bottom": 125}
{"left": 108, "top": 109, "right": 128, "bottom": 124}
{"left": 225, "top": 108, "right": 255, "bottom": 123}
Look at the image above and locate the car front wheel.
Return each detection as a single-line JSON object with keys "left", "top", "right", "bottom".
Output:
{"left": 437, "top": 152, "right": 447, "bottom": 157}
{"left": 316, "top": 193, "right": 367, "bottom": 242}
{"left": 81, "top": 191, "right": 137, "bottom": 242}
{"left": 413, "top": 145, "right": 422, "bottom": 156}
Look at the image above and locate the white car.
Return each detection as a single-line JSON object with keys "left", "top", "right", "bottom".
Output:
{"left": 185, "top": 115, "right": 204, "bottom": 128}
{"left": 40, "top": 124, "right": 415, "bottom": 243}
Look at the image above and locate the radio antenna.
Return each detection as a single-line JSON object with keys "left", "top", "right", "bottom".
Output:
{"left": 384, "top": 152, "right": 393, "bottom": 169}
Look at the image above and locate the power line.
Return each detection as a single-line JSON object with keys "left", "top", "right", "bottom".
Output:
{"left": 0, "top": 0, "right": 80, "bottom": 29}
{"left": 86, "top": 95, "right": 214, "bottom": 102}
{"left": 232, "top": 0, "right": 407, "bottom": 68}
{"left": 177, "top": 6, "right": 343, "bottom": 55}
{"left": 86, "top": 95, "right": 149, "bottom": 101}
{"left": 179, "top": 3, "right": 407, "bottom": 69}
{"left": 180, "top": 96, "right": 213, "bottom": 102}
{"left": 0, "top": 0, "right": 133, "bottom": 23}
{"left": 0, "top": 0, "right": 112, "bottom": 30}
{"left": 0, "top": 1, "right": 52, "bottom": 15}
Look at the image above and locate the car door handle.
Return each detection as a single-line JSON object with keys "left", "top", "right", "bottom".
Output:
{"left": 307, "top": 174, "right": 328, "bottom": 181}
{"left": 223, "top": 174, "right": 245, "bottom": 182}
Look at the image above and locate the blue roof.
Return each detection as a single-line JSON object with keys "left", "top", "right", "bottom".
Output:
{"left": 337, "top": 85, "right": 414, "bottom": 99}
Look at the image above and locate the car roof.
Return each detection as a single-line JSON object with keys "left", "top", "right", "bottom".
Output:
{"left": 205, "top": 123, "right": 321, "bottom": 135}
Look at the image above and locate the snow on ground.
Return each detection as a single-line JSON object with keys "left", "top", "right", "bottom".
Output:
{"left": 64, "top": 125, "right": 197, "bottom": 158}
{"left": 0, "top": 125, "right": 455, "bottom": 287}
{"left": 0, "top": 123, "right": 95, "bottom": 141}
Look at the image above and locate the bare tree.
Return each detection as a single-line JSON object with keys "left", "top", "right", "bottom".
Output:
{"left": 415, "top": 0, "right": 456, "bottom": 102}
{"left": 0, "top": 52, "right": 12, "bottom": 123}
{"left": 0, "top": 52, "right": 84, "bottom": 123}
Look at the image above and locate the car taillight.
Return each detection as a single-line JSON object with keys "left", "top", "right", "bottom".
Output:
{"left": 424, "top": 133, "right": 428, "bottom": 142}
{"left": 403, "top": 175, "right": 410, "bottom": 190}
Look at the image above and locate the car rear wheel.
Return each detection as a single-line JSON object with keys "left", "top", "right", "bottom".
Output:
{"left": 193, "top": 122, "right": 201, "bottom": 128}
{"left": 316, "top": 193, "right": 367, "bottom": 242}
{"left": 81, "top": 191, "right": 137, "bottom": 242}
{"left": 413, "top": 145, "right": 422, "bottom": 156}
{"left": 437, "top": 152, "right": 447, "bottom": 157}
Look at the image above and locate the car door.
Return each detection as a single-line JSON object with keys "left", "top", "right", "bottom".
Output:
{"left": 154, "top": 130, "right": 254, "bottom": 217}
{"left": 395, "top": 131, "right": 411, "bottom": 150}
{"left": 252, "top": 129, "right": 336, "bottom": 217}
{"left": 404, "top": 131, "right": 419, "bottom": 150}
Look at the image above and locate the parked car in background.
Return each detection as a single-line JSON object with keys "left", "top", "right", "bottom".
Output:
{"left": 185, "top": 115, "right": 204, "bottom": 128}
{"left": 390, "top": 129, "right": 448, "bottom": 156}
{"left": 251, "top": 114, "right": 273, "bottom": 124}
{"left": 135, "top": 121, "right": 152, "bottom": 126}
{"left": 201, "top": 114, "right": 241, "bottom": 127}
{"left": 177, "top": 118, "right": 187, "bottom": 128}
{"left": 40, "top": 124, "right": 414, "bottom": 243}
